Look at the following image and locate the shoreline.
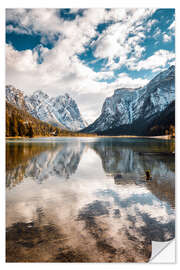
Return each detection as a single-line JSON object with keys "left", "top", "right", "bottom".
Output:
{"left": 6, "top": 135, "right": 174, "bottom": 140}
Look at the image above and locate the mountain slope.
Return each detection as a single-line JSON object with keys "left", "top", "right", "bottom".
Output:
{"left": 83, "top": 65, "right": 175, "bottom": 135}
{"left": 97, "top": 101, "right": 175, "bottom": 136}
{"left": 6, "top": 102, "right": 81, "bottom": 137}
{"left": 6, "top": 86, "right": 86, "bottom": 131}
{"left": 6, "top": 85, "right": 26, "bottom": 110}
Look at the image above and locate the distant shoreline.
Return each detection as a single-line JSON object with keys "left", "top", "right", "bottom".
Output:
{"left": 6, "top": 135, "right": 174, "bottom": 140}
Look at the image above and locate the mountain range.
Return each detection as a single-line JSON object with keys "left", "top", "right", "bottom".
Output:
{"left": 6, "top": 65, "right": 175, "bottom": 136}
{"left": 6, "top": 85, "right": 86, "bottom": 131}
{"left": 82, "top": 65, "right": 175, "bottom": 135}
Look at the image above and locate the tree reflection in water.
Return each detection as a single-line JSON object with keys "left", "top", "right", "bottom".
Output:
{"left": 6, "top": 138, "right": 175, "bottom": 262}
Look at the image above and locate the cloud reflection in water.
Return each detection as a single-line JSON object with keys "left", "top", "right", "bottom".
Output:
{"left": 6, "top": 138, "right": 175, "bottom": 262}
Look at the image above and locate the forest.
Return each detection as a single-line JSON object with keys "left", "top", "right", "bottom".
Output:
{"left": 6, "top": 102, "right": 95, "bottom": 138}
{"left": 6, "top": 101, "right": 175, "bottom": 138}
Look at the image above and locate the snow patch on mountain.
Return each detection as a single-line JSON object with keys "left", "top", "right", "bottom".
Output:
{"left": 6, "top": 85, "right": 26, "bottom": 110}
{"left": 83, "top": 65, "right": 175, "bottom": 133}
{"left": 6, "top": 86, "right": 86, "bottom": 131}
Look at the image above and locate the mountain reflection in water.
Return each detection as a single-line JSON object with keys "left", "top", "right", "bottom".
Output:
{"left": 6, "top": 137, "right": 175, "bottom": 262}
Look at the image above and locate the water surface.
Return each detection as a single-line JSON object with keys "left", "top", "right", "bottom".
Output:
{"left": 6, "top": 137, "right": 175, "bottom": 262}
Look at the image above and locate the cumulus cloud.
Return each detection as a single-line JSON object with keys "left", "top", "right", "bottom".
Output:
{"left": 116, "top": 73, "right": 149, "bottom": 88}
{"left": 6, "top": 44, "right": 38, "bottom": 72}
{"left": 6, "top": 8, "right": 156, "bottom": 71}
{"left": 6, "top": 9, "right": 62, "bottom": 36}
{"left": 6, "top": 42, "right": 151, "bottom": 123}
{"left": 128, "top": 50, "right": 175, "bottom": 71}
{"left": 93, "top": 9, "right": 156, "bottom": 70}
{"left": 6, "top": 8, "right": 175, "bottom": 123}
{"left": 6, "top": 42, "right": 111, "bottom": 122}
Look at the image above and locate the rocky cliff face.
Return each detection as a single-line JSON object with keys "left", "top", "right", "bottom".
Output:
{"left": 83, "top": 66, "right": 175, "bottom": 134}
{"left": 6, "top": 85, "right": 26, "bottom": 110}
{"left": 6, "top": 86, "right": 86, "bottom": 131}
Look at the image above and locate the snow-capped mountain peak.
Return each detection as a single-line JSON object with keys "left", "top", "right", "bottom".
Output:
{"left": 83, "top": 65, "right": 175, "bottom": 134}
{"left": 6, "top": 86, "right": 87, "bottom": 131}
{"left": 6, "top": 85, "right": 26, "bottom": 110}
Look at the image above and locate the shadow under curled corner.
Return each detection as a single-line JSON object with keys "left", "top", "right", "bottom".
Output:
{"left": 150, "top": 239, "right": 175, "bottom": 263}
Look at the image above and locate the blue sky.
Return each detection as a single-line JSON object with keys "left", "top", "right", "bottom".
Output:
{"left": 6, "top": 8, "right": 175, "bottom": 123}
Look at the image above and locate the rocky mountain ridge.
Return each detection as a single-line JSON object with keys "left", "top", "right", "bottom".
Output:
{"left": 6, "top": 85, "right": 86, "bottom": 131}
{"left": 82, "top": 65, "right": 175, "bottom": 135}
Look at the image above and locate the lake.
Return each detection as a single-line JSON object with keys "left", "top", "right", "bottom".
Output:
{"left": 6, "top": 137, "right": 175, "bottom": 262}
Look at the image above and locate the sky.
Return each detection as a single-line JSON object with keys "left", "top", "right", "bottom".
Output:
{"left": 6, "top": 8, "right": 175, "bottom": 124}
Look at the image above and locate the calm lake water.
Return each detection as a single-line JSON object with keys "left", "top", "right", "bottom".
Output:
{"left": 6, "top": 137, "right": 175, "bottom": 262}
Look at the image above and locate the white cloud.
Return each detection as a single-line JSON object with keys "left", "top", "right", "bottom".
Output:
{"left": 6, "top": 24, "right": 30, "bottom": 35}
{"left": 95, "top": 71, "right": 114, "bottom": 80}
{"left": 6, "top": 42, "right": 150, "bottom": 123}
{"left": 146, "top": 19, "right": 158, "bottom": 32}
{"left": 128, "top": 50, "right": 175, "bottom": 71}
{"left": 6, "top": 8, "right": 175, "bottom": 124}
{"left": 163, "top": 33, "right": 171, "bottom": 42}
{"left": 168, "top": 20, "right": 175, "bottom": 30}
{"left": 93, "top": 9, "right": 156, "bottom": 70}
{"left": 169, "top": 59, "right": 175, "bottom": 66}
{"left": 163, "top": 19, "right": 175, "bottom": 43}
{"left": 5, "top": 8, "right": 126, "bottom": 45}
{"left": 6, "top": 9, "right": 62, "bottom": 36}
{"left": 6, "top": 43, "right": 110, "bottom": 123}
{"left": 111, "top": 73, "right": 149, "bottom": 89}
{"left": 6, "top": 8, "right": 156, "bottom": 74}
{"left": 6, "top": 44, "right": 38, "bottom": 72}
{"left": 93, "top": 23, "right": 129, "bottom": 67}
{"left": 153, "top": 28, "right": 161, "bottom": 39}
